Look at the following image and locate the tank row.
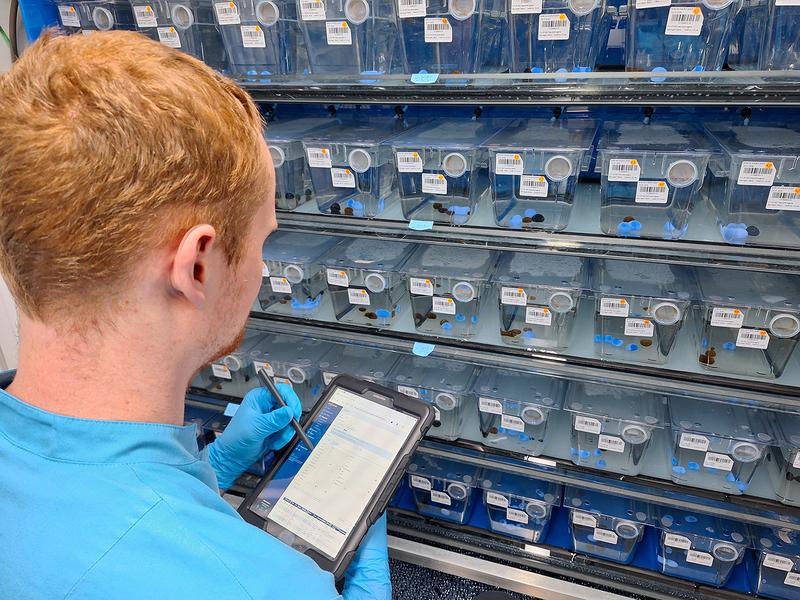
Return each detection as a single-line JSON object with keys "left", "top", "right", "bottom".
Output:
{"left": 54, "top": 0, "right": 800, "bottom": 76}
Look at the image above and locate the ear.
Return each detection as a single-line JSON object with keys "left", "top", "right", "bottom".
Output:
{"left": 169, "top": 224, "right": 218, "bottom": 309}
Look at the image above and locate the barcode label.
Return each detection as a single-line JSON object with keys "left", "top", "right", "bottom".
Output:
{"left": 703, "top": 451, "right": 734, "bottom": 472}
{"left": 306, "top": 147, "right": 332, "bottom": 168}
{"left": 486, "top": 491, "right": 509, "bottom": 507}
{"left": 422, "top": 173, "right": 447, "bottom": 195}
{"left": 432, "top": 296, "right": 456, "bottom": 315}
{"left": 793, "top": 451, "right": 800, "bottom": 469}
{"left": 520, "top": 175, "right": 549, "bottom": 198}
{"left": 410, "top": 277, "right": 434, "bottom": 296}
{"left": 711, "top": 307, "right": 744, "bottom": 328}
{"left": 424, "top": 17, "right": 452, "bottom": 43}
{"left": 262, "top": 262, "right": 270, "bottom": 277}
{"left": 664, "top": 533, "right": 692, "bottom": 549}
{"left": 322, "top": 372, "right": 337, "bottom": 385}
{"left": 679, "top": 433, "right": 709, "bottom": 451}
{"left": 397, "top": 385, "right": 419, "bottom": 398}
{"left": 299, "top": 0, "right": 326, "bottom": 20}
{"left": 252, "top": 360, "right": 274, "bottom": 377}
{"left": 326, "top": 269, "right": 350, "bottom": 287}
{"left": 347, "top": 288, "right": 370, "bottom": 306}
{"left": 211, "top": 363, "right": 232, "bottom": 380}
{"left": 738, "top": 161, "right": 776, "bottom": 186}
{"left": 766, "top": 186, "right": 800, "bottom": 211}
{"left": 507, "top": 507, "right": 529, "bottom": 524}
{"left": 526, "top": 306, "right": 552, "bottom": 326}
{"left": 511, "top": 0, "right": 542, "bottom": 14}
{"left": 398, "top": 0, "right": 426, "bottom": 18}
{"left": 410, "top": 475, "right": 431, "bottom": 490}
{"left": 624, "top": 318, "right": 654, "bottom": 337}
{"left": 157, "top": 26, "right": 182, "bottom": 48}
{"left": 59, "top": 5, "right": 81, "bottom": 27}
{"left": 397, "top": 151, "right": 423, "bottom": 173}
{"left": 574, "top": 415, "right": 602, "bottom": 434}
{"left": 241, "top": 24, "right": 266, "bottom": 48}
{"left": 763, "top": 554, "right": 794, "bottom": 571}
{"left": 572, "top": 511, "right": 597, "bottom": 528}
{"left": 501, "top": 414, "right": 525, "bottom": 432}
{"left": 133, "top": 5, "right": 157, "bottom": 27}
{"left": 785, "top": 572, "right": 800, "bottom": 588}
{"left": 600, "top": 297, "right": 629, "bottom": 317}
{"left": 538, "top": 14, "right": 570, "bottom": 41}
{"left": 686, "top": 549, "right": 714, "bottom": 567}
{"left": 635, "top": 180, "right": 669, "bottom": 204}
{"left": 496, "top": 153, "right": 524, "bottom": 176}
{"left": 479, "top": 397, "right": 504, "bottom": 415}
{"left": 501, "top": 286, "right": 527, "bottom": 306}
{"left": 431, "top": 490, "right": 451, "bottom": 505}
{"left": 608, "top": 158, "right": 641, "bottom": 182}
{"left": 636, "top": 0, "right": 671, "bottom": 8}
{"left": 326, "top": 21, "right": 352, "bottom": 45}
{"left": 331, "top": 167, "right": 356, "bottom": 188}
{"left": 736, "top": 328, "right": 770, "bottom": 349}
{"left": 598, "top": 434, "right": 625, "bottom": 453}
{"left": 593, "top": 528, "right": 619, "bottom": 545}
{"left": 270, "top": 276, "right": 292, "bottom": 294}
{"left": 215, "top": 1, "right": 241, "bottom": 24}
{"left": 665, "top": 6, "right": 703, "bottom": 36}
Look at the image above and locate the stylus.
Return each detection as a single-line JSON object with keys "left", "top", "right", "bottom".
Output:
{"left": 257, "top": 367, "right": 315, "bottom": 451}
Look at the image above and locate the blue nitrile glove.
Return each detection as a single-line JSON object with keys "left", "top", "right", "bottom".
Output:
{"left": 207, "top": 383, "right": 302, "bottom": 491}
{"left": 342, "top": 512, "right": 391, "bottom": 600}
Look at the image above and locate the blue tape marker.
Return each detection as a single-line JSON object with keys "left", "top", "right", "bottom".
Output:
{"left": 409, "top": 219, "right": 435, "bottom": 231}
{"left": 224, "top": 402, "right": 239, "bottom": 417}
{"left": 411, "top": 72, "right": 439, "bottom": 84}
{"left": 412, "top": 342, "right": 436, "bottom": 357}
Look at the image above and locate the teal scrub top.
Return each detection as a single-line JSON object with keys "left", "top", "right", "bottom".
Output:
{"left": 0, "top": 387, "right": 343, "bottom": 599}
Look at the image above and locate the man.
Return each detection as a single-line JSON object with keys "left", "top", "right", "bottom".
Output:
{"left": 0, "top": 31, "right": 390, "bottom": 599}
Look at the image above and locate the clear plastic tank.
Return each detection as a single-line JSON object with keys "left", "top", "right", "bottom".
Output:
{"left": 193, "top": 330, "right": 266, "bottom": 397}
{"left": 751, "top": 527, "right": 800, "bottom": 600}
{"left": 762, "top": 0, "right": 800, "bottom": 70}
{"left": 317, "top": 344, "right": 402, "bottom": 387}
{"left": 726, "top": 0, "right": 767, "bottom": 70}
{"left": 407, "top": 452, "right": 481, "bottom": 524}
{"left": 76, "top": 1, "right": 137, "bottom": 32}
{"left": 766, "top": 411, "right": 800, "bottom": 507}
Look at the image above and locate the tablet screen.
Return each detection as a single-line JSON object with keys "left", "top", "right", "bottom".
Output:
{"left": 249, "top": 386, "right": 418, "bottom": 559}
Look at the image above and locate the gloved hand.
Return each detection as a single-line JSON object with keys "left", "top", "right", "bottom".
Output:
{"left": 342, "top": 512, "right": 391, "bottom": 600}
{"left": 207, "top": 383, "right": 302, "bottom": 491}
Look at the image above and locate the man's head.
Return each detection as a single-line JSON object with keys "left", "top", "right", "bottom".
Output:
{"left": 0, "top": 31, "right": 275, "bottom": 368}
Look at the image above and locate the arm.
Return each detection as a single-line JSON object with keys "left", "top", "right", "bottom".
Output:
{"left": 342, "top": 513, "right": 392, "bottom": 600}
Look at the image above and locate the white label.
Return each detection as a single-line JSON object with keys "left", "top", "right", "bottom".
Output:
{"left": 501, "top": 414, "right": 526, "bottom": 432}
{"left": 211, "top": 363, "right": 232, "bottom": 380}
{"left": 526, "top": 306, "right": 552, "bottom": 326}
{"left": 326, "top": 269, "right": 350, "bottom": 287}
{"left": 133, "top": 5, "right": 157, "bottom": 27}
{"left": 686, "top": 549, "right": 714, "bottom": 567}
{"left": 422, "top": 173, "right": 447, "bottom": 195}
{"left": 608, "top": 159, "right": 641, "bottom": 182}
{"left": 270, "top": 276, "right": 292, "bottom": 294}
{"left": 397, "top": 151, "right": 424, "bottom": 173}
{"left": 679, "top": 433, "right": 710, "bottom": 452}
{"left": 157, "top": 27, "right": 182, "bottom": 48}
{"left": 501, "top": 287, "right": 528, "bottom": 306}
{"left": 262, "top": 262, "right": 270, "bottom": 277}
{"left": 538, "top": 13, "right": 570, "bottom": 40}
{"left": 347, "top": 288, "right": 370, "bottom": 306}
{"left": 763, "top": 554, "right": 794, "bottom": 571}
{"left": 410, "top": 475, "right": 432, "bottom": 490}
{"left": 253, "top": 360, "right": 274, "bottom": 377}
{"left": 511, "top": 0, "right": 542, "bottom": 14}
{"left": 520, "top": 175, "right": 549, "bottom": 198}
{"left": 593, "top": 528, "right": 619, "bottom": 545}
{"left": 507, "top": 508, "right": 530, "bottom": 524}
{"left": 325, "top": 21, "right": 352, "bottom": 45}
{"left": 306, "top": 147, "right": 332, "bottom": 168}
{"left": 410, "top": 277, "right": 434, "bottom": 296}
{"left": 574, "top": 415, "right": 602, "bottom": 435}
{"left": 486, "top": 491, "right": 509, "bottom": 508}
{"left": 736, "top": 328, "right": 770, "bottom": 349}
{"left": 495, "top": 153, "right": 524, "bottom": 176}
{"left": 636, "top": 0, "right": 671, "bottom": 7}
{"left": 711, "top": 307, "right": 744, "bottom": 328}
{"left": 738, "top": 161, "right": 777, "bottom": 186}
{"left": 524, "top": 545, "right": 551, "bottom": 558}
{"left": 572, "top": 511, "right": 597, "bottom": 528}
{"left": 323, "top": 372, "right": 337, "bottom": 385}
{"left": 241, "top": 24, "right": 266, "bottom": 48}
{"left": 81, "top": 30, "right": 94, "bottom": 35}
{"left": 433, "top": 406, "right": 441, "bottom": 421}
{"left": 299, "top": 0, "right": 326, "bottom": 20}
{"left": 635, "top": 181, "right": 669, "bottom": 204}
{"left": 785, "top": 572, "right": 800, "bottom": 588}
{"left": 766, "top": 186, "right": 800, "bottom": 211}
{"left": 432, "top": 296, "right": 456, "bottom": 315}
{"left": 777, "top": 0, "right": 800, "bottom": 4}
{"left": 793, "top": 451, "right": 800, "bottom": 469}
{"left": 665, "top": 6, "right": 704, "bottom": 36}
{"left": 424, "top": 17, "right": 452, "bottom": 43}
{"left": 479, "top": 397, "right": 504, "bottom": 415}
{"left": 215, "top": 1, "right": 241, "bottom": 24}
{"left": 703, "top": 452, "right": 734, "bottom": 472}
{"left": 397, "top": 385, "right": 419, "bottom": 398}
{"left": 431, "top": 490, "right": 452, "bottom": 505}
{"left": 624, "top": 318, "right": 655, "bottom": 337}
{"left": 598, "top": 434, "right": 626, "bottom": 453}
{"left": 664, "top": 533, "right": 692, "bottom": 550}
{"left": 59, "top": 5, "right": 81, "bottom": 27}
{"left": 331, "top": 167, "right": 356, "bottom": 188}
{"left": 398, "top": 0, "right": 426, "bottom": 18}
{"left": 600, "top": 297, "right": 629, "bottom": 317}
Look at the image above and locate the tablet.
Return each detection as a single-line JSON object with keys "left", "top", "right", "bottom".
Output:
{"left": 239, "top": 374, "right": 434, "bottom": 578}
